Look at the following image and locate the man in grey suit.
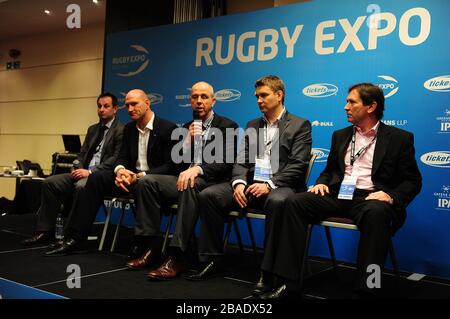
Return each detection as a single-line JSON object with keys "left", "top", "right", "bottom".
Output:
{"left": 185, "top": 76, "right": 312, "bottom": 294}
{"left": 22, "top": 93, "right": 124, "bottom": 245}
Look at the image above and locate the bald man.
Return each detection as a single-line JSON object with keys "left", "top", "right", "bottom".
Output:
{"left": 127, "top": 82, "right": 238, "bottom": 280}
{"left": 45, "top": 89, "right": 178, "bottom": 256}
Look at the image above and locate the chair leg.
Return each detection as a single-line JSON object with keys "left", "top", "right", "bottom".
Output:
{"left": 223, "top": 218, "right": 233, "bottom": 252}
{"left": 110, "top": 203, "right": 126, "bottom": 252}
{"left": 99, "top": 199, "right": 114, "bottom": 251}
{"left": 324, "top": 226, "right": 338, "bottom": 271}
{"left": 162, "top": 211, "right": 175, "bottom": 256}
{"left": 299, "top": 224, "right": 313, "bottom": 291}
{"left": 245, "top": 217, "right": 259, "bottom": 267}
{"left": 233, "top": 219, "right": 244, "bottom": 253}
{"left": 389, "top": 239, "right": 400, "bottom": 279}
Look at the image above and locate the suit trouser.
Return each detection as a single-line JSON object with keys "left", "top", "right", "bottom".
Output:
{"left": 35, "top": 173, "right": 87, "bottom": 233}
{"left": 197, "top": 182, "right": 295, "bottom": 262}
{"left": 261, "top": 190, "right": 395, "bottom": 291}
{"left": 134, "top": 174, "right": 208, "bottom": 252}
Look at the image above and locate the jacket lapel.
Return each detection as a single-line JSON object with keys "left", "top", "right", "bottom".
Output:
{"left": 147, "top": 116, "right": 158, "bottom": 155}
{"left": 338, "top": 126, "right": 353, "bottom": 173}
{"left": 372, "top": 122, "right": 390, "bottom": 175}
{"left": 100, "top": 118, "right": 116, "bottom": 161}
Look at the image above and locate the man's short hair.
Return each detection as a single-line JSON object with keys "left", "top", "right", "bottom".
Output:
{"left": 348, "top": 83, "right": 385, "bottom": 120}
{"left": 255, "top": 75, "right": 285, "bottom": 104}
{"left": 97, "top": 92, "right": 118, "bottom": 107}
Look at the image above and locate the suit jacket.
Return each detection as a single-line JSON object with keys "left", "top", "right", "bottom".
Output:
{"left": 115, "top": 116, "right": 178, "bottom": 175}
{"left": 316, "top": 122, "right": 422, "bottom": 229}
{"left": 76, "top": 117, "right": 124, "bottom": 172}
{"left": 179, "top": 113, "right": 239, "bottom": 183}
{"left": 232, "top": 111, "right": 312, "bottom": 192}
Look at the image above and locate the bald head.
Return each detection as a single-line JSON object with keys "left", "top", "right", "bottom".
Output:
{"left": 190, "top": 81, "right": 216, "bottom": 121}
{"left": 125, "top": 88, "right": 152, "bottom": 126}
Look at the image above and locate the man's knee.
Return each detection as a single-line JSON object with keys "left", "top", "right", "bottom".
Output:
{"left": 360, "top": 201, "right": 393, "bottom": 226}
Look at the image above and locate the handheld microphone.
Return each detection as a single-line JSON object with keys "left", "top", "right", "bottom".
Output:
{"left": 192, "top": 110, "right": 202, "bottom": 164}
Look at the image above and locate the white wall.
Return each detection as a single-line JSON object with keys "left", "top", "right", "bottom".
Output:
{"left": 0, "top": 23, "right": 105, "bottom": 199}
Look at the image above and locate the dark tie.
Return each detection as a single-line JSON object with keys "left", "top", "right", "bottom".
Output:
{"left": 85, "top": 125, "right": 107, "bottom": 168}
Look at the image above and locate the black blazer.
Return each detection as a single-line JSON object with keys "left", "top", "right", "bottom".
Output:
{"left": 179, "top": 113, "right": 239, "bottom": 183}
{"left": 76, "top": 117, "right": 124, "bottom": 172}
{"left": 115, "top": 116, "right": 178, "bottom": 175}
{"left": 232, "top": 111, "right": 312, "bottom": 192}
{"left": 316, "top": 122, "right": 422, "bottom": 229}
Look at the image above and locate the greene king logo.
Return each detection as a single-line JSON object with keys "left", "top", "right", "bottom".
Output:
{"left": 112, "top": 45, "right": 150, "bottom": 77}
{"left": 436, "top": 109, "right": 450, "bottom": 134}
{"left": 215, "top": 89, "right": 241, "bottom": 102}
{"left": 420, "top": 151, "right": 450, "bottom": 168}
{"left": 376, "top": 75, "right": 399, "bottom": 98}
{"left": 434, "top": 185, "right": 450, "bottom": 211}
{"left": 302, "top": 83, "right": 338, "bottom": 98}
{"left": 424, "top": 75, "right": 450, "bottom": 92}
{"left": 312, "top": 148, "right": 330, "bottom": 162}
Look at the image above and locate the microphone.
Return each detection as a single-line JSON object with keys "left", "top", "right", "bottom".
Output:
{"left": 192, "top": 110, "right": 202, "bottom": 164}
{"left": 72, "top": 159, "right": 81, "bottom": 169}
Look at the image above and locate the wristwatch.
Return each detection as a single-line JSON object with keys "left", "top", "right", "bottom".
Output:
{"left": 136, "top": 172, "right": 146, "bottom": 179}
{"left": 264, "top": 182, "right": 273, "bottom": 191}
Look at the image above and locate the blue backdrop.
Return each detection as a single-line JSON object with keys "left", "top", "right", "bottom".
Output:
{"left": 103, "top": 0, "right": 450, "bottom": 278}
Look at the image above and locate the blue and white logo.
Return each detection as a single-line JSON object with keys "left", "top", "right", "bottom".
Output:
{"left": 302, "top": 83, "right": 338, "bottom": 98}
{"left": 311, "top": 120, "right": 334, "bottom": 127}
{"left": 112, "top": 45, "right": 150, "bottom": 77}
{"left": 424, "top": 75, "right": 450, "bottom": 92}
{"left": 434, "top": 185, "right": 450, "bottom": 211}
{"left": 376, "top": 75, "right": 399, "bottom": 98}
{"left": 381, "top": 119, "right": 408, "bottom": 127}
{"left": 176, "top": 88, "right": 192, "bottom": 107}
{"left": 436, "top": 109, "right": 450, "bottom": 134}
{"left": 215, "top": 89, "right": 241, "bottom": 102}
{"left": 420, "top": 151, "right": 450, "bottom": 168}
{"left": 149, "top": 93, "right": 164, "bottom": 105}
{"left": 312, "top": 148, "right": 330, "bottom": 163}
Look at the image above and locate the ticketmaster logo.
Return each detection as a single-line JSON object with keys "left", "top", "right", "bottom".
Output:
{"left": 312, "top": 148, "right": 330, "bottom": 162}
{"left": 149, "top": 93, "right": 163, "bottom": 105}
{"left": 424, "top": 75, "right": 450, "bottom": 92}
{"left": 215, "top": 89, "right": 241, "bottom": 102}
{"left": 420, "top": 151, "right": 450, "bottom": 168}
{"left": 302, "top": 83, "right": 338, "bottom": 98}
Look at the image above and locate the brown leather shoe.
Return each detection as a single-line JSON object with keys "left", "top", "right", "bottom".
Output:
{"left": 126, "top": 248, "right": 160, "bottom": 270}
{"left": 147, "top": 256, "right": 185, "bottom": 281}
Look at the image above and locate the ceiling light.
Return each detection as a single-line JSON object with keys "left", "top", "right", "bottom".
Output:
{"left": 44, "top": 9, "right": 51, "bottom": 15}
{"left": 92, "top": 0, "right": 99, "bottom": 4}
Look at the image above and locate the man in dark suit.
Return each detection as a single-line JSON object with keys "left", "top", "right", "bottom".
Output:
{"left": 22, "top": 93, "right": 124, "bottom": 246}
{"left": 127, "top": 81, "right": 238, "bottom": 280}
{"left": 45, "top": 89, "right": 177, "bottom": 255}
{"left": 185, "top": 76, "right": 312, "bottom": 292}
{"left": 260, "top": 83, "right": 422, "bottom": 299}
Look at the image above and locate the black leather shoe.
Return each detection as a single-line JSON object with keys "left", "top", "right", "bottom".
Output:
{"left": 47, "top": 239, "right": 65, "bottom": 249}
{"left": 44, "top": 239, "right": 88, "bottom": 256}
{"left": 21, "top": 233, "right": 54, "bottom": 246}
{"left": 260, "top": 284, "right": 296, "bottom": 299}
{"left": 252, "top": 271, "right": 271, "bottom": 296}
{"left": 184, "top": 261, "right": 224, "bottom": 281}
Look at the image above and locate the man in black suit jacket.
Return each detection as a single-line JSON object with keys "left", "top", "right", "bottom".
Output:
{"left": 22, "top": 93, "right": 124, "bottom": 246}
{"left": 127, "top": 82, "right": 238, "bottom": 280}
{"left": 260, "top": 83, "right": 422, "bottom": 299}
{"left": 45, "top": 89, "right": 177, "bottom": 255}
{"left": 185, "top": 76, "right": 312, "bottom": 291}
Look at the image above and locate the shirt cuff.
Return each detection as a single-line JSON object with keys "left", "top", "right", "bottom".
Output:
{"left": 267, "top": 180, "right": 277, "bottom": 189}
{"left": 114, "top": 165, "right": 125, "bottom": 174}
{"left": 232, "top": 179, "right": 247, "bottom": 189}
{"left": 197, "top": 166, "right": 204, "bottom": 176}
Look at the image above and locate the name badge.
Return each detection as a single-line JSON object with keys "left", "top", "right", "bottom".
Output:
{"left": 254, "top": 156, "right": 272, "bottom": 182}
{"left": 338, "top": 176, "right": 358, "bottom": 200}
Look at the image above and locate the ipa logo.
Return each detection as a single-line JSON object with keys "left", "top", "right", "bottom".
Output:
{"left": 424, "top": 75, "right": 450, "bottom": 92}
{"left": 302, "top": 83, "right": 338, "bottom": 98}
{"left": 434, "top": 185, "right": 450, "bottom": 211}
{"left": 420, "top": 151, "right": 450, "bottom": 168}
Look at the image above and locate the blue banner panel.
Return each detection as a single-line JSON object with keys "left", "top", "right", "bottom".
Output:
{"left": 104, "top": 0, "right": 450, "bottom": 278}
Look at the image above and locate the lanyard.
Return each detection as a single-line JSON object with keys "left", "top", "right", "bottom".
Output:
{"left": 263, "top": 124, "right": 275, "bottom": 156}
{"left": 350, "top": 127, "right": 377, "bottom": 166}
